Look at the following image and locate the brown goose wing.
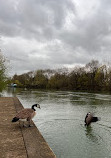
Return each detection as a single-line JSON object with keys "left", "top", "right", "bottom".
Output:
{"left": 85, "top": 113, "right": 93, "bottom": 125}
{"left": 16, "top": 109, "right": 34, "bottom": 119}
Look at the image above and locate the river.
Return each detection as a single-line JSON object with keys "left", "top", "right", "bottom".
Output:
{"left": 2, "top": 88, "right": 111, "bottom": 158}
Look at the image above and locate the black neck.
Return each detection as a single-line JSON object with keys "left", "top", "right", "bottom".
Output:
{"left": 31, "top": 105, "right": 36, "bottom": 111}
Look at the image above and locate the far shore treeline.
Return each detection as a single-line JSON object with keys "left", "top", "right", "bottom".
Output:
{"left": 9, "top": 60, "right": 111, "bottom": 92}
{"left": 0, "top": 52, "right": 7, "bottom": 92}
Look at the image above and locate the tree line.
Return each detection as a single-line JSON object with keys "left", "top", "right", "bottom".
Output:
{"left": 10, "top": 60, "right": 111, "bottom": 92}
{"left": 0, "top": 51, "right": 7, "bottom": 92}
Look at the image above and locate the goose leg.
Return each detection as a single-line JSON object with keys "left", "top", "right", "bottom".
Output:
{"left": 22, "top": 121, "right": 28, "bottom": 127}
{"left": 28, "top": 120, "right": 33, "bottom": 127}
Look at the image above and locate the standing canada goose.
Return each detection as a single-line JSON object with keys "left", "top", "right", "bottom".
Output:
{"left": 85, "top": 112, "right": 100, "bottom": 126}
{"left": 12, "top": 104, "right": 40, "bottom": 127}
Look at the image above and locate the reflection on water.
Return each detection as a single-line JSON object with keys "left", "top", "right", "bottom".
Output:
{"left": 2, "top": 88, "right": 111, "bottom": 158}
{"left": 85, "top": 126, "right": 99, "bottom": 143}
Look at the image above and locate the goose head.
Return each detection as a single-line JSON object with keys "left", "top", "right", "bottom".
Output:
{"left": 32, "top": 104, "right": 41, "bottom": 111}
{"left": 37, "top": 104, "right": 40, "bottom": 109}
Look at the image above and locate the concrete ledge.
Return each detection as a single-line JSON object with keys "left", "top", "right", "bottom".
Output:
{"left": 0, "top": 97, "right": 56, "bottom": 158}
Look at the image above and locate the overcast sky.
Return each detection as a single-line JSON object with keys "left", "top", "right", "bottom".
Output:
{"left": 0, "top": 0, "right": 111, "bottom": 76}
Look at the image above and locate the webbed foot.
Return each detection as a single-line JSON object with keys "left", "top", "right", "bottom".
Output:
{"left": 28, "top": 124, "right": 33, "bottom": 127}
{"left": 23, "top": 124, "right": 28, "bottom": 127}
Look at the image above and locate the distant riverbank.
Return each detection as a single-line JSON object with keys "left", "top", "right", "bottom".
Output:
{"left": 8, "top": 60, "right": 111, "bottom": 92}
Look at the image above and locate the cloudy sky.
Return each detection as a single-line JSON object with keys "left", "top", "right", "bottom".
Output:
{"left": 0, "top": 0, "right": 111, "bottom": 76}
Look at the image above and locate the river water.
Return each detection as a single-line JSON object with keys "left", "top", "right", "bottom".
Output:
{"left": 2, "top": 88, "right": 111, "bottom": 158}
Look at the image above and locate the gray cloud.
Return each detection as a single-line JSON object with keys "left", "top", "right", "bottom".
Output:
{"left": 0, "top": 0, "right": 111, "bottom": 75}
{"left": 0, "top": 0, "right": 75, "bottom": 39}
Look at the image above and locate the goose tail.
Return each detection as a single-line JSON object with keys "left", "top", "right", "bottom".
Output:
{"left": 12, "top": 117, "right": 19, "bottom": 122}
{"left": 92, "top": 117, "right": 101, "bottom": 122}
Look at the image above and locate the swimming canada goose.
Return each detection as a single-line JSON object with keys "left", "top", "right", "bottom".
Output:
{"left": 12, "top": 104, "right": 40, "bottom": 127}
{"left": 85, "top": 112, "right": 100, "bottom": 126}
